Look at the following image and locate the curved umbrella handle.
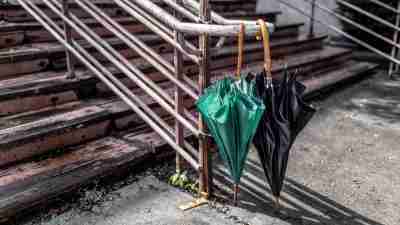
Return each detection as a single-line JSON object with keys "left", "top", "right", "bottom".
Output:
{"left": 236, "top": 23, "right": 245, "bottom": 78}
{"left": 257, "top": 19, "right": 272, "bottom": 79}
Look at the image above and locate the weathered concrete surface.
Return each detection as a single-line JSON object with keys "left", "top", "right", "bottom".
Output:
{"left": 18, "top": 71, "right": 400, "bottom": 225}
{"left": 18, "top": 175, "right": 243, "bottom": 225}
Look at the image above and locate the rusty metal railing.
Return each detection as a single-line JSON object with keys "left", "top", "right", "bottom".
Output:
{"left": 16, "top": 0, "right": 274, "bottom": 199}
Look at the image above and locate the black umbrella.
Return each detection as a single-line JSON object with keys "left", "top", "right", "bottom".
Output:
{"left": 253, "top": 20, "right": 316, "bottom": 208}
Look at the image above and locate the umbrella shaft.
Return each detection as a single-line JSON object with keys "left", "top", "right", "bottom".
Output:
{"left": 233, "top": 183, "right": 240, "bottom": 206}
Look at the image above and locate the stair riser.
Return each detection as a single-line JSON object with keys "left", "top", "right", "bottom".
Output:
{"left": 0, "top": 91, "right": 79, "bottom": 116}
{"left": 0, "top": 121, "right": 110, "bottom": 167}
{"left": 0, "top": 59, "right": 50, "bottom": 80}
{"left": 0, "top": 32, "right": 24, "bottom": 49}
{"left": 0, "top": 41, "right": 170, "bottom": 77}
{"left": 0, "top": 23, "right": 147, "bottom": 47}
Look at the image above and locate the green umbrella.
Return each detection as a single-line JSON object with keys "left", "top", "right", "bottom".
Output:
{"left": 196, "top": 75, "right": 265, "bottom": 204}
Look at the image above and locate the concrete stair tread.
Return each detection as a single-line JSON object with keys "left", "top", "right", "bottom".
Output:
{"left": 304, "top": 60, "right": 379, "bottom": 95}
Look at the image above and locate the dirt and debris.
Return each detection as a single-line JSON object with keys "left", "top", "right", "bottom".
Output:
{"left": 16, "top": 71, "right": 400, "bottom": 225}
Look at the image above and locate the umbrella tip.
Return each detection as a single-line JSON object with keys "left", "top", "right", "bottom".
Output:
{"left": 273, "top": 196, "right": 280, "bottom": 211}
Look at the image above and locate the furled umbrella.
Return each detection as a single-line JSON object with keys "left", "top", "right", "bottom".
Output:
{"left": 252, "top": 20, "right": 316, "bottom": 208}
{"left": 196, "top": 24, "right": 265, "bottom": 205}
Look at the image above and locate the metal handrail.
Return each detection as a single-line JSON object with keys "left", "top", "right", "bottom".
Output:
{"left": 310, "top": 0, "right": 400, "bottom": 50}
{"left": 182, "top": 0, "right": 275, "bottom": 30}
{"left": 276, "top": 0, "right": 400, "bottom": 76}
{"left": 16, "top": 0, "right": 276, "bottom": 198}
{"left": 336, "top": 0, "right": 400, "bottom": 33}
{"left": 129, "top": 0, "right": 274, "bottom": 36}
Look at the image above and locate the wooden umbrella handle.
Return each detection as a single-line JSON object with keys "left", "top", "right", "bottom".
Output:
{"left": 236, "top": 23, "right": 245, "bottom": 78}
{"left": 257, "top": 19, "right": 272, "bottom": 79}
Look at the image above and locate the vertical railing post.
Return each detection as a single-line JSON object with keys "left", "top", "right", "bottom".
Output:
{"left": 62, "top": 0, "right": 75, "bottom": 79}
{"left": 174, "top": 0, "right": 184, "bottom": 174}
{"left": 198, "top": 0, "right": 212, "bottom": 199}
{"left": 389, "top": 0, "right": 400, "bottom": 78}
{"left": 308, "top": 0, "right": 316, "bottom": 37}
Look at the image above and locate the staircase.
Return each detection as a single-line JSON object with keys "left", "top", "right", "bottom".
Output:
{"left": 0, "top": 0, "right": 377, "bottom": 222}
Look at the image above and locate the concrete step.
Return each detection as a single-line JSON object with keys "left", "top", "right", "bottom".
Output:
{"left": 0, "top": 32, "right": 324, "bottom": 79}
{"left": 0, "top": 60, "right": 378, "bottom": 224}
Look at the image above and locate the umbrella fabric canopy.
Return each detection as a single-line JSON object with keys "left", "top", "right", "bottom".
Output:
{"left": 196, "top": 24, "right": 265, "bottom": 204}
{"left": 196, "top": 75, "right": 264, "bottom": 185}
{"left": 252, "top": 20, "right": 316, "bottom": 206}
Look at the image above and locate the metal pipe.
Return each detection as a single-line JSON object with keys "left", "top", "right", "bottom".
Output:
{"left": 62, "top": 0, "right": 75, "bottom": 79}
{"left": 183, "top": 0, "right": 275, "bottom": 32}
{"left": 389, "top": 1, "right": 400, "bottom": 77}
{"left": 44, "top": 0, "right": 201, "bottom": 137}
{"left": 18, "top": 0, "right": 200, "bottom": 170}
{"left": 74, "top": 0, "right": 200, "bottom": 101}
{"left": 275, "top": 0, "right": 400, "bottom": 65}
{"left": 337, "top": 0, "right": 400, "bottom": 33}
{"left": 308, "top": 0, "right": 316, "bottom": 37}
{"left": 128, "top": 0, "right": 273, "bottom": 36}
{"left": 198, "top": 0, "right": 212, "bottom": 198}
{"left": 174, "top": 0, "right": 184, "bottom": 174}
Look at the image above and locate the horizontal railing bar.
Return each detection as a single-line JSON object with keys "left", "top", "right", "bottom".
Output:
{"left": 183, "top": 0, "right": 274, "bottom": 31}
{"left": 276, "top": 0, "right": 400, "bottom": 65}
{"left": 75, "top": 0, "right": 200, "bottom": 101}
{"left": 336, "top": 0, "right": 400, "bottom": 32}
{"left": 44, "top": 0, "right": 201, "bottom": 136}
{"left": 18, "top": 0, "right": 200, "bottom": 170}
{"left": 306, "top": 0, "right": 400, "bottom": 50}
{"left": 130, "top": 0, "right": 274, "bottom": 36}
